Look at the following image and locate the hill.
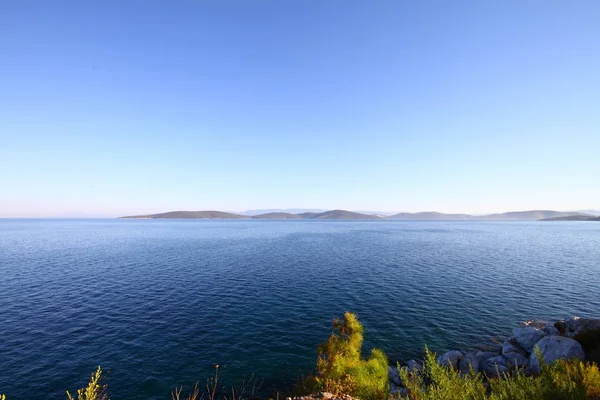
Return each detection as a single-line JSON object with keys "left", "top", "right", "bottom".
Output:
{"left": 120, "top": 211, "right": 249, "bottom": 219}
{"left": 309, "top": 210, "right": 382, "bottom": 220}
{"left": 252, "top": 212, "right": 302, "bottom": 219}
{"left": 541, "top": 215, "right": 600, "bottom": 221}
{"left": 388, "top": 212, "right": 473, "bottom": 220}
{"left": 479, "top": 210, "right": 588, "bottom": 221}
{"left": 297, "top": 212, "right": 320, "bottom": 218}
{"left": 239, "top": 208, "right": 327, "bottom": 216}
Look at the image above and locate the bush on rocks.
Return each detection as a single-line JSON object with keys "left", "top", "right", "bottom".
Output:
{"left": 307, "top": 312, "right": 389, "bottom": 400}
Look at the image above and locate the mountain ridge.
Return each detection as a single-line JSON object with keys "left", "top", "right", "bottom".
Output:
{"left": 120, "top": 209, "right": 595, "bottom": 221}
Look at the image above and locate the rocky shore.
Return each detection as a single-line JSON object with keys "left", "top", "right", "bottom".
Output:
{"left": 387, "top": 316, "right": 600, "bottom": 396}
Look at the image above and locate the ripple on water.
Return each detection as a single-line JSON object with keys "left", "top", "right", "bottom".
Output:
{"left": 1, "top": 220, "right": 599, "bottom": 399}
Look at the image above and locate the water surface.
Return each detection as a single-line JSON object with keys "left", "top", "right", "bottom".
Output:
{"left": 1, "top": 219, "right": 599, "bottom": 399}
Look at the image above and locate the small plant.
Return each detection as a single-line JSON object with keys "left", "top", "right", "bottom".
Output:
{"left": 66, "top": 366, "right": 107, "bottom": 400}
{"left": 310, "top": 312, "right": 389, "bottom": 400}
{"left": 397, "top": 347, "right": 487, "bottom": 400}
{"left": 396, "top": 345, "right": 600, "bottom": 400}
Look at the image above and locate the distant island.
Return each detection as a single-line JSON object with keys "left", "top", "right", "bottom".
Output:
{"left": 540, "top": 215, "right": 600, "bottom": 221}
{"left": 120, "top": 209, "right": 598, "bottom": 221}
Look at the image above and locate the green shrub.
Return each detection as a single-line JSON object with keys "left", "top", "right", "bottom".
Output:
{"left": 397, "top": 347, "right": 487, "bottom": 400}
{"left": 66, "top": 366, "right": 107, "bottom": 400}
{"left": 396, "top": 347, "right": 600, "bottom": 400}
{"left": 312, "top": 312, "right": 389, "bottom": 400}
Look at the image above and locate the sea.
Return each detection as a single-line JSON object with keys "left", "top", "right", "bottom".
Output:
{"left": 1, "top": 219, "right": 599, "bottom": 399}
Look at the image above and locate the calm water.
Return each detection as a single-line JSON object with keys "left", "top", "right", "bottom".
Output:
{"left": 1, "top": 219, "right": 599, "bottom": 399}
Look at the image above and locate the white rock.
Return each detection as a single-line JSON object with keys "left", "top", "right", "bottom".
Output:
{"left": 437, "top": 350, "right": 463, "bottom": 369}
{"left": 512, "top": 327, "right": 546, "bottom": 353}
{"left": 530, "top": 336, "right": 586, "bottom": 373}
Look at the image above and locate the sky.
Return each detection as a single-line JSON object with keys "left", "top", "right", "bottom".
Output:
{"left": 1, "top": 1, "right": 599, "bottom": 217}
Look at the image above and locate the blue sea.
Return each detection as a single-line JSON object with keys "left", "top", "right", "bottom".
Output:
{"left": 1, "top": 219, "right": 599, "bottom": 399}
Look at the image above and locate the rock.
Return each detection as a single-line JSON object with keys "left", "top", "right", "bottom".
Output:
{"left": 522, "top": 320, "right": 561, "bottom": 336}
{"left": 437, "top": 350, "right": 463, "bottom": 369}
{"left": 565, "top": 317, "right": 600, "bottom": 336}
{"left": 543, "top": 322, "right": 560, "bottom": 336}
{"left": 530, "top": 336, "right": 586, "bottom": 374}
{"left": 319, "top": 394, "right": 335, "bottom": 400}
{"left": 406, "top": 359, "right": 422, "bottom": 374}
{"left": 458, "top": 352, "right": 479, "bottom": 375}
{"left": 504, "top": 352, "right": 530, "bottom": 368}
{"left": 512, "top": 327, "right": 546, "bottom": 353}
{"left": 389, "top": 385, "right": 407, "bottom": 397}
{"left": 388, "top": 366, "right": 401, "bottom": 386}
{"left": 476, "top": 351, "right": 498, "bottom": 365}
{"left": 502, "top": 339, "right": 529, "bottom": 368}
{"left": 554, "top": 320, "right": 567, "bottom": 334}
{"left": 481, "top": 356, "right": 509, "bottom": 378}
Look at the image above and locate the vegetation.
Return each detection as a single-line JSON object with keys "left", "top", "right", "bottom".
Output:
{"left": 66, "top": 367, "right": 107, "bottom": 400}
{"left": 300, "top": 312, "right": 389, "bottom": 400}
{"left": 395, "top": 347, "right": 600, "bottom": 400}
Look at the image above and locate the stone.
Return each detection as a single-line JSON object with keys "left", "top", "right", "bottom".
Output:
{"left": 554, "top": 321, "right": 567, "bottom": 335}
{"left": 389, "top": 385, "right": 407, "bottom": 397}
{"left": 481, "top": 356, "right": 509, "bottom": 378}
{"left": 512, "top": 327, "right": 546, "bottom": 353}
{"left": 504, "top": 352, "right": 530, "bottom": 368}
{"left": 458, "top": 352, "right": 479, "bottom": 375}
{"left": 530, "top": 336, "right": 586, "bottom": 374}
{"left": 543, "top": 322, "right": 560, "bottom": 336}
{"left": 406, "top": 359, "right": 422, "bottom": 374}
{"left": 476, "top": 351, "right": 498, "bottom": 366}
{"left": 388, "top": 366, "right": 401, "bottom": 386}
{"left": 502, "top": 339, "right": 529, "bottom": 368}
{"left": 437, "top": 350, "right": 463, "bottom": 369}
{"left": 565, "top": 317, "right": 600, "bottom": 336}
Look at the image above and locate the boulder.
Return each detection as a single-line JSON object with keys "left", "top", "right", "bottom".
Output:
{"left": 554, "top": 320, "right": 567, "bottom": 335}
{"left": 543, "top": 322, "right": 560, "bottom": 336}
{"left": 458, "top": 352, "right": 479, "bottom": 375}
{"left": 481, "top": 356, "right": 509, "bottom": 378}
{"left": 522, "top": 320, "right": 560, "bottom": 336}
{"left": 406, "top": 359, "right": 422, "bottom": 374}
{"left": 389, "top": 385, "right": 407, "bottom": 397}
{"left": 502, "top": 339, "right": 529, "bottom": 368}
{"left": 565, "top": 317, "right": 600, "bottom": 336}
{"left": 530, "top": 336, "right": 585, "bottom": 373}
{"left": 437, "top": 350, "right": 463, "bottom": 369}
{"left": 512, "top": 327, "right": 546, "bottom": 353}
{"left": 476, "top": 351, "right": 498, "bottom": 365}
{"left": 388, "top": 366, "right": 401, "bottom": 386}
{"left": 503, "top": 352, "right": 529, "bottom": 368}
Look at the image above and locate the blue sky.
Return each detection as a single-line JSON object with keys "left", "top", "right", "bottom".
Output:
{"left": 1, "top": 1, "right": 599, "bottom": 217}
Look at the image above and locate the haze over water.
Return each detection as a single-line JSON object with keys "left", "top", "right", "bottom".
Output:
{"left": 1, "top": 219, "right": 599, "bottom": 399}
